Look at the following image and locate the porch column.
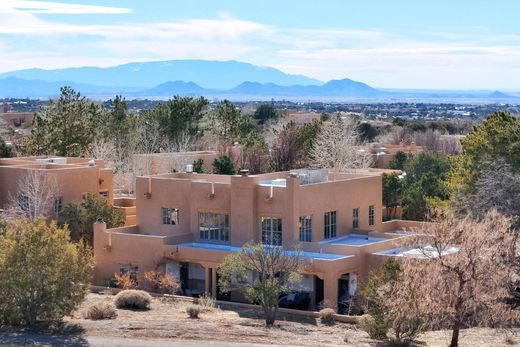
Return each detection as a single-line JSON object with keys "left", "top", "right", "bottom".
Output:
{"left": 323, "top": 273, "right": 339, "bottom": 312}
{"left": 204, "top": 267, "right": 211, "bottom": 294}
{"left": 211, "top": 267, "right": 217, "bottom": 297}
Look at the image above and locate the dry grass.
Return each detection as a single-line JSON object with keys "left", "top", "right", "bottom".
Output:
{"left": 318, "top": 308, "right": 335, "bottom": 325}
{"left": 67, "top": 294, "right": 519, "bottom": 347}
{"left": 186, "top": 304, "right": 201, "bottom": 319}
{"left": 83, "top": 300, "right": 117, "bottom": 320}
{"left": 114, "top": 290, "right": 152, "bottom": 310}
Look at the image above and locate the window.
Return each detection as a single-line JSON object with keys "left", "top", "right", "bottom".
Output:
{"left": 99, "top": 191, "right": 109, "bottom": 199}
{"left": 324, "top": 211, "right": 337, "bottom": 239}
{"left": 299, "top": 215, "right": 312, "bottom": 242}
{"left": 54, "top": 197, "right": 63, "bottom": 214}
{"left": 162, "top": 207, "right": 179, "bottom": 225}
{"left": 369, "top": 205, "right": 375, "bottom": 226}
{"left": 199, "top": 212, "right": 230, "bottom": 242}
{"left": 17, "top": 195, "right": 29, "bottom": 213}
{"left": 353, "top": 208, "right": 359, "bottom": 228}
{"left": 261, "top": 217, "right": 282, "bottom": 246}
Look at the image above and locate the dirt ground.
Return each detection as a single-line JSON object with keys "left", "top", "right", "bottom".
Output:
{"left": 20, "top": 293, "right": 519, "bottom": 346}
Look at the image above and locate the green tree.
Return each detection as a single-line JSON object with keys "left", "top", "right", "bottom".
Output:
{"left": 212, "top": 155, "right": 235, "bottom": 175}
{"left": 295, "top": 120, "right": 321, "bottom": 167}
{"left": 157, "top": 96, "right": 209, "bottom": 144}
{"left": 361, "top": 258, "right": 424, "bottom": 341}
{"left": 0, "top": 218, "right": 92, "bottom": 326}
{"left": 218, "top": 243, "right": 302, "bottom": 326}
{"left": 361, "top": 258, "right": 401, "bottom": 339}
{"left": 60, "top": 194, "right": 125, "bottom": 245}
{"left": 0, "top": 137, "right": 12, "bottom": 158}
{"left": 23, "top": 86, "right": 103, "bottom": 156}
{"left": 401, "top": 153, "right": 451, "bottom": 220}
{"left": 212, "top": 100, "right": 242, "bottom": 140}
{"left": 450, "top": 111, "right": 520, "bottom": 195}
{"left": 359, "top": 122, "right": 378, "bottom": 142}
{"left": 192, "top": 158, "right": 204, "bottom": 173}
{"left": 382, "top": 173, "right": 404, "bottom": 220}
{"left": 253, "top": 104, "right": 278, "bottom": 124}
{"left": 389, "top": 151, "right": 409, "bottom": 171}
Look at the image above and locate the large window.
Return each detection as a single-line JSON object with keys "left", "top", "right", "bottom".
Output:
{"left": 162, "top": 207, "right": 179, "bottom": 225}
{"left": 299, "top": 215, "right": 312, "bottom": 242}
{"left": 353, "top": 208, "right": 359, "bottom": 229}
{"left": 369, "top": 205, "right": 375, "bottom": 226}
{"left": 54, "top": 197, "right": 63, "bottom": 214}
{"left": 324, "top": 211, "right": 337, "bottom": 239}
{"left": 261, "top": 217, "right": 282, "bottom": 246}
{"left": 17, "top": 195, "right": 29, "bottom": 213}
{"left": 199, "top": 212, "right": 230, "bottom": 242}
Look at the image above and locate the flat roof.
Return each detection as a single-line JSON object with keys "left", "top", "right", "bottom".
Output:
{"left": 373, "top": 245, "right": 458, "bottom": 258}
{"left": 321, "top": 233, "right": 388, "bottom": 247}
{"left": 177, "top": 242, "right": 351, "bottom": 260}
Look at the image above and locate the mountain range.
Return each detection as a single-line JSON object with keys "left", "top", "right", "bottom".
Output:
{"left": 0, "top": 59, "right": 517, "bottom": 101}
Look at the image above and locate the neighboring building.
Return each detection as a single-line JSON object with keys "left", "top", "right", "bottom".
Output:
{"left": 93, "top": 168, "right": 424, "bottom": 311}
{"left": 370, "top": 141, "right": 424, "bottom": 168}
{"left": 0, "top": 112, "right": 34, "bottom": 130}
{"left": 0, "top": 156, "right": 114, "bottom": 217}
{"left": 133, "top": 147, "right": 243, "bottom": 176}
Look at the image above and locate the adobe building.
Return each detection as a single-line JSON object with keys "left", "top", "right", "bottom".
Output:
{"left": 0, "top": 156, "right": 115, "bottom": 217}
{"left": 370, "top": 141, "right": 424, "bottom": 168}
{"left": 93, "top": 167, "right": 424, "bottom": 311}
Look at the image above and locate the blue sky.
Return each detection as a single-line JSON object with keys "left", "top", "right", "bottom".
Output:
{"left": 1, "top": 0, "right": 520, "bottom": 89}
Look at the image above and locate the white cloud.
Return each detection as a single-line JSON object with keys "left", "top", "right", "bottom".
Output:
{"left": 0, "top": 3, "right": 520, "bottom": 89}
{"left": 2, "top": 0, "right": 130, "bottom": 14}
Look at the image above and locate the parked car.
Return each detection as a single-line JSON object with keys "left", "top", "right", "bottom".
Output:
{"left": 279, "top": 292, "right": 311, "bottom": 310}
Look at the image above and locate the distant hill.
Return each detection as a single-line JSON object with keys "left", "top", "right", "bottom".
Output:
{"left": 0, "top": 67, "right": 517, "bottom": 101}
{"left": 140, "top": 81, "right": 211, "bottom": 96}
{"left": 229, "top": 78, "right": 384, "bottom": 97}
{"left": 0, "top": 60, "right": 322, "bottom": 90}
{"left": 0, "top": 77, "right": 137, "bottom": 98}
{"left": 487, "top": 90, "right": 516, "bottom": 99}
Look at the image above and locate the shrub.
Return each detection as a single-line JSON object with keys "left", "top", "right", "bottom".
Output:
{"left": 197, "top": 293, "right": 215, "bottom": 312}
{"left": 83, "top": 300, "right": 118, "bottom": 320}
{"left": 360, "top": 314, "right": 388, "bottom": 340}
{"left": 0, "top": 219, "right": 92, "bottom": 326}
{"left": 186, "top": 304, "right": 201, "bottom": 319}
{"left": 114, "top": 290, "right": 152, "bottom": 310}
{"left": 144, "top": 270, "right": 180, "bottom": 294}
{"left": 319, "top": 308, "right": 335, "bottom": 325}
{"left": 114, "top": 272, "right": 136, "bottom": 290}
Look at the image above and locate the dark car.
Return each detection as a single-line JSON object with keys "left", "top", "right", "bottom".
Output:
{"left": 279, "top": 292, "right": 311, "bottom": 310}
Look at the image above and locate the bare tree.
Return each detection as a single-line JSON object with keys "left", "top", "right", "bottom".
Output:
{"left": 268, "top": 120, "right": 299, "bottom": 171}
{"left": 413, "top": 129, "right": 441, "bottom": 151}
{"left": 218, "top": 243, "right": 303, "bottom": 326}
{"left": 311, "top": 115, "right": 373, "bottom": 172}
{"left": 439, "top": 135, "right": 463, "bottom": 155}
{"left": 457, "top": 159, "right": 520, "bottom": 229}
{"left": 389, "top": 211, "right": 519, "bottom": 347}
{"left": 5, "top": 170, "right": 60, "bottom": 221}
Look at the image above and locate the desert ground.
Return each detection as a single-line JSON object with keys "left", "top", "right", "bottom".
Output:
{"left": 0, "top": 293, "right": 517, "bottom": 347}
